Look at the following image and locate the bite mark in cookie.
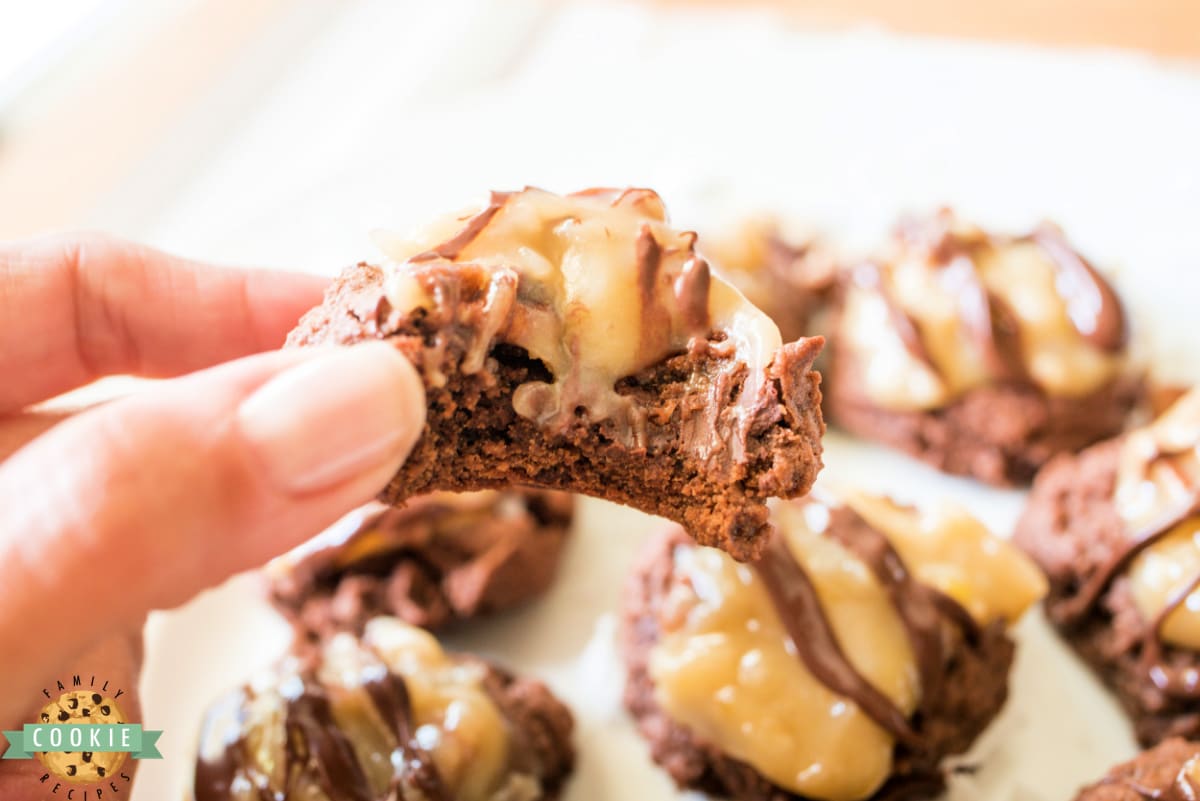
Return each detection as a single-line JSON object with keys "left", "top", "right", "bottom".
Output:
{"left": 1015, "top": 388, "right": 1200, "bottom": 745}
{"left": 268, "top": 490, "right": 573, "bottom": 637}
{"left": 288, "top": 188, "right": 825, "bottom": 560}
{"left": 825, "top": 209, "right": 1139, "bottom": 485}
{"left": 194, "top": 617, "right": 574, "bottom": 801}
{"left": 623, "top": 489, "right": 1043, "bottom": 801}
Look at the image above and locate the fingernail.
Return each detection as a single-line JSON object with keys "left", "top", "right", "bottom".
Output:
{"left": 236, "top": 343, "right": 425, "bottom": 494}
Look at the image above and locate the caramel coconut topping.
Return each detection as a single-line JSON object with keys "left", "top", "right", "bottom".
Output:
{"left": 373, "top": 187, "right": 783, "bottom": 449}
{"left": 648, "top": 490, "right": 1043, "bottom": 801}
{"left": 840, "top": 210, "right": 1127, "bottom": 411}
{"left": 195, "top": 619, "right": 538, "bottom": 801}
{"left": 1052, "top": 389, "right": 1200, "bottom": 695}
{"left": 1093, "top": 744, "right": 1200, "bottom": 801}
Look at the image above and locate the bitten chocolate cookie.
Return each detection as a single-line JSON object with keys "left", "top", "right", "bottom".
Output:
{"left": 1015, "top": 388, "right": 1200, "bottom": 747}
{"left": 824, "top": 209, "right": 1140, "bottom": 485}
{"left": 268, "top": 490, "right": 573, "bottom": 638}
{"left": 707, "top": 218, "right": 837, "bottom": 342}
{"left": 36, "top": 691, "right": 127, "bottom": 784}
{"left": 287, "top": 187, "right": 825, "bottom": 561}
{"left": 623, "top": 489, "right": 1045, "bottom": 801}
{"left": 194, "top": 616, "right": 574, "bottom": 801}
{"left": 1073, "top": 738, "right": 1200, "bottom": 800}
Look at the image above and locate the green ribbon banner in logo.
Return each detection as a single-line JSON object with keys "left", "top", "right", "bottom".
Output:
{"left": 1, "top": 724, "right": 163, "bottom": 760}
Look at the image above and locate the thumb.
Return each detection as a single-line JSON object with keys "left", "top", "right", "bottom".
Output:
{"left": 0, "top": 342, "right": 425, "bottom": 725}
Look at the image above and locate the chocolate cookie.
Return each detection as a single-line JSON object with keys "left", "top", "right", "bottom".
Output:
{"left": 268, "top": 490, "right": 573, "bottom": 638}
{"left": 623, "top": 489, "right": 1045, "bottom": 801}
{"left": 1073, "top": 738, "right": 1200, "bottom": 800}
{"left": 1015, "top": 388, "right": 1200, "bottom": 747}
{"left": 707, "top": 218, "right": 837, "bottom": 342}
{"left": 824, "top": 209, "right": 1139, "bottom": 485}
{"left": 194, "top": 616, "right": 574, "bottom": 801}
{"left": 287, "top": 187, "right": 825, "bottom": 561}
{"left": 36, "top": 691, "right": 127, "bottom": 784}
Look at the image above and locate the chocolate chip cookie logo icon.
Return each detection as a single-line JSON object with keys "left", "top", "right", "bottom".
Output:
{"left": 1, "top": 678, "right": 162, "bottom": 793}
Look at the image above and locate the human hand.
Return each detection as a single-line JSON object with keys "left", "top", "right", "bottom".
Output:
{"left": 0, "top": 234, "right": 425, "bottom": 798}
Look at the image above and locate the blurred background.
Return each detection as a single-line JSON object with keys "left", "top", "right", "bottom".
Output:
{"left": 4, "top": 0, "right": 1200, "bottom": 370}
{"left": 3, "top": 3, "right": 1200, "bottom": 801}
{"left": 2, "top": 0, "right": 1199, "bottom": 244}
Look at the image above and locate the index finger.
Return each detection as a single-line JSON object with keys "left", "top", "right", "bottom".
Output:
{"left": 0, "top": 233, "right": 328, "bottom": 413}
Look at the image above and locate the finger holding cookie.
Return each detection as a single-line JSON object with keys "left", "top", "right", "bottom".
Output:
{"left": 0, "top": 235, "right": 428, "bottom": 800}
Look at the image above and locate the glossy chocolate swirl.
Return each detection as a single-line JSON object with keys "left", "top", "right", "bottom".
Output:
{"left": 895, "top": 212, "right": 1126, "bottom": 356}
{"left": 411, "top": 191, "right": 513, "bottom": 263}
{"left": 194, "top": 656, "right": 446, "bottom": 801}
{"left": 752, "top": 504, "right": 981, "bottom": 753}
{"left": 1095, "top": 754, "right": 1200, "bottom": 801}
{"left": 267, "top": 490, "right": 573, "bottom": 636}
{"left": 753, "top": 531, "right": 923, "bottom": 748}
{"left": 1029, "top": 225, "right": 1126, "bottom": 352}
{"left": 195, "top": 682, "right": 383, "bottom": 801}
{"left": 841, "top": 210, "right": 1127, "bottom": 411}
{"left": 194, "top": 619, "right": 569, "bottom": 801}
{"left": 1056, "top": 390, "right": 1200, "bottom": 699}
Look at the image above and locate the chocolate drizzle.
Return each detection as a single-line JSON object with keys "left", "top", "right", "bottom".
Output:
{"left": 939, "top": 255, "right": 1029, "bottom": 383}
{"left": 674, "top": 255, "right": 712, "bottom": 332}
{"left": 361, "top": 669, "right": 448, "bottom": 800}
{"left": 412, "top": 191, "right": 513, "bottom": 263}
{"left": 193, "top": 689, "right": 276, "bottom": 801}
{"left": 1144, "top": 571, "right": 1200, "bottom": 697}
{"left": 283, "top": 688, "right": 375, "bottom": 801}
{"left": 1058, "top": 464, "right": 1200, "bottom": 628}
{"left": 888, "top": 213, "right": 1009, "bottom": 379}
{"left": 1056, "top": 435, "right": 1200, "bottom": 699}
{"left": 1056, "top": 510, "right": 1192, "bottom": 627}
{"left": 748, "top": 503, "right": 984, "bottom": 759}
{"left": 860, "top": 212, "right": 1126, "bottom": 392}
{"left": 195, "top": 679, "right": 381, "bottom": 801}
{"left": 753, "top": 529, "right": 915, "bottom": 748}
{"left": 850, "top": 263, "right": 936, "bottom": 370}
{"left": 939, "top": 255, "right": 995, "bottom": 365}
{"left": 1031, "top": 225, "right": 1127, "bottom": 352}
{"left": 826, "top": 510, "right": 965, "bottom": 696}
{"left": 635, "top": 225, "right": 672, "bottom": 367}
{"left": 1099, "top": 758, "right": 1200, "bottom": 800}
{"left": 195, "top": 662, "right": 455, "bottom": 801}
